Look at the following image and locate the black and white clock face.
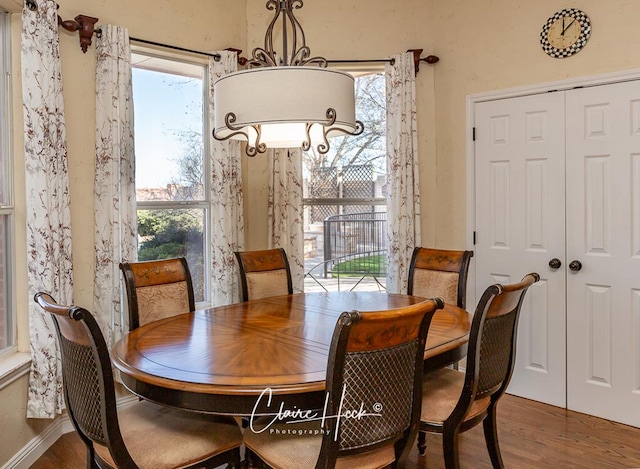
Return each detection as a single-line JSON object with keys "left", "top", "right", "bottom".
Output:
{"left": 541, "top": 9, "right": 591, "bottom": 58}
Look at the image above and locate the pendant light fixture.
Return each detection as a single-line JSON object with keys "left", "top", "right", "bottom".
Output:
{"left": 212, "top": 0, "right": 364, "bottom": 156}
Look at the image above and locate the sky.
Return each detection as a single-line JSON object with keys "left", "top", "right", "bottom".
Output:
{"left": 132, "top": 67, "right": 204, "bottom": 189}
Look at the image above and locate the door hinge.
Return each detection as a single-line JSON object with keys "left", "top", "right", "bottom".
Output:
{"left": 472, "top": 127, "right": 476, "bottom": 141}
{"left": 473, "top": 231, "right": 476, "bottom": 245}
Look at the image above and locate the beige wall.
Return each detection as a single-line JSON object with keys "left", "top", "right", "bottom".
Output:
{"left": 0, "top": 376, "right": 50, "bottom": 466}
{"left": 4, "top": 0, "right": 640, "bottom": 465}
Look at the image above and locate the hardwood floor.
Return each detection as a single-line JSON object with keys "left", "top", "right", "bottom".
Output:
{"left": 30, "top": 394, "right": 640, "bottom": 469}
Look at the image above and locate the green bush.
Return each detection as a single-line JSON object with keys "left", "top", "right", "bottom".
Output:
{"left": 137, "top": 209, "right": 205, "bottom": 301}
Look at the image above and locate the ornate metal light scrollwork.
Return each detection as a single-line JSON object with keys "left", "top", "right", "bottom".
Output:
{"left": 222, "top": 113, "right": 266, "bottom": 157}
{"left": 300, "top": 109, "right": 364, "bottom": 155}
{"left": 212, "top": 0, "right": 364, "bottom": 156}
{"left": 247, "top": 0, "right": 327, "bottom": 69}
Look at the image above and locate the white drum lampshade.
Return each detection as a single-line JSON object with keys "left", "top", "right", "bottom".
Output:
{"left": 214, "top": 66, "right": 359, "bottom": 152}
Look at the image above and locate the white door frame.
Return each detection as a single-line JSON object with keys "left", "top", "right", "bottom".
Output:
{"left": 465, "top": 67, "right": 640, "bottom": 309}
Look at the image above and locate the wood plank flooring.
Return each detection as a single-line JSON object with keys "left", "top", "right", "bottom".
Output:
{"left": 30, "top": 394, "right": 640, "bottom": 469}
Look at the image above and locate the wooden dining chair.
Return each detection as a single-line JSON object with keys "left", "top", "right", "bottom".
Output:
{"left": 235, "top": 248, "right": 293, "bottom": 301}
{"left": 408, "top": 247, "right": 474, "bottom": 370}
{"left": 34, "top": 292, "right": 243, "bottom": 469}
{"left": 407, "top": 247, "right": 474, "bottom": 309}
{"left": 119, "top": 257, "right": 195, "bottom": 330}
{"left": 417, "top": 273, "right": 540, "bottom": 469}
{"left": 244, "top": 296, "right": 445, "bottom": 469}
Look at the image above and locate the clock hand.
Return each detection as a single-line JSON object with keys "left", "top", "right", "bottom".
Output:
{"left": 561, "top": 19, "right": 575, "bottom": 35}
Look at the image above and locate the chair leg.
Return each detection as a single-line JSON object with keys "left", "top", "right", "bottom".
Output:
{"left": 87, "top": 452, "right": 97, "bottom": 469}
{"left": 245, "top": 448, "right": 263, "bottom": 469}
{"left": 442, "top": 429, "right": 461, "bottom": 469}
{"left": 483, "top": 404, "right": 505, "bottom": 469}
{"left": 84, "top": 445, "right": 98, "bottom": 469}
{"left": 417, "top": 430, "right": 427, "bottom": 456}
{"left": 230, "top": 447, "right": 244, "bottom": 469}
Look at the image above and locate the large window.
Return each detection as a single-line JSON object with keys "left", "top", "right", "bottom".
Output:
{"left": 0, "top": 9, "right": 13, "bottom": 353}
{"left": 132, "top": 53, "right": 209, "bottom": 303}
{"left": 303, "top": 72, "right": 387, "bottom": 291}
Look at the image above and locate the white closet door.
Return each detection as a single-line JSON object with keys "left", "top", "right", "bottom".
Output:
{"left": 475, "top": 93, "right": 567, "bottom": 406}
{"left": 566, "top": 81, "right": 640, "bottom": 427}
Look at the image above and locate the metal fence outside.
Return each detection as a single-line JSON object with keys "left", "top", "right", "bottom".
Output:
{"left": 322, "top": 212, "right": 387, "bottom": 277}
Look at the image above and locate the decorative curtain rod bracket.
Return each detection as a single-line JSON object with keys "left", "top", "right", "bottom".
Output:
{"left": 57, "top": 14, "right": 99, "bottom": 53}
{"left": 408, "top": 49, "right": 439, "bottom": 75}
{"left": 224, "top": 48, "right": 248, "bottom": 66}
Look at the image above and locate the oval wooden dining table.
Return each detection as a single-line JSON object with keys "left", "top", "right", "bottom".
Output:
{"left": 112, "top": 291, "right": 470, "bottom": 416}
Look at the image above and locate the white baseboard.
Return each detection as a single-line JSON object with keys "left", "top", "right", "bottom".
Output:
{"left": 1, "top": 417, "right": 71, "bottom": 469}
{"left": 1, "top": 394, "right": 139, "bottom": 469}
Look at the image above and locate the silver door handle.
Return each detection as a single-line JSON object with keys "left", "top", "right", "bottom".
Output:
{"left": 548, "top": 258, "right": 562, "bottom": 269}
{"left": 569, "top": 260, "right": 582, "bottom": 272}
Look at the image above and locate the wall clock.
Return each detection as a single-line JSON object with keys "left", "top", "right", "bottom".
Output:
{"left": 540, "top": 8, "right": 591, "bottom": 58}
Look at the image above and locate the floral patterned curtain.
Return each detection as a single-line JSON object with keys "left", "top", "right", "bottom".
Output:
{"left": 21, "top": 0, "right": 73, "bottom": 418}
{"left": 268, "top": 148, "right": 304, "bottom": 292}
{"left": 94, "top": 25, "right": 136, "bottom": 343}
{"left": 209, "top": 51, "right": 245, "bottom": 306}
{"left": 385, "top": 53, "right": 421, "bottom": 294}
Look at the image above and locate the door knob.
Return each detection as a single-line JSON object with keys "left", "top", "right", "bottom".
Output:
{"left": 569, "top": 260, "right": 582, "bottom": 272}
{"left": 548, "top": 258, "right": 562, "bottom": 269}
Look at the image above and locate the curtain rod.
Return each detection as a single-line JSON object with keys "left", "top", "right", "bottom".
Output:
{"left": 329, "top": 59, "right": 393, "bottom": 64}
{"left": 126, "top": 39, "right": 440, "bottom": 71}
{"left": 328, "top": 56, "right": 439, "bottom": 65}
{"left": 328, "top": 52, "right": 439, "bottom": 74}
{"left": 55, "top": 11, "right": 439, "bottom": 73}
{"left": 129, "top": 37, "right": 222, "bottom": 60}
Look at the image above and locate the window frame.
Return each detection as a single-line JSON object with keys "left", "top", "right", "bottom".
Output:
{"left": 302, "top": 70, "right": 388, "bottom": 290}
{"left": 0, "top": 7, "right": 15, "bottom": 357}
{"left": 131, "top": 48, "right": 212, "bottom": 307}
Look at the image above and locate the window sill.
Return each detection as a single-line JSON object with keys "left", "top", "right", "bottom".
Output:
{"left": 0, "top": 352, "right": 32, "bottom": 390}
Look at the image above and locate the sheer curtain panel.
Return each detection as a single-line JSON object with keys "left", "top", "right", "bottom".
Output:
{"left": 385, "top": 52, "right": 422, "bottom": 294}
{"left": 94, "top": 24, "right": 137, "bottom": 343}
{"left": 209, "top": 51, "right": 245, "bottom": 306}
{"left": 268, "top": 148, "right": 304, "bottom": 292}
{"left": 21, "top": 0, "right": 73, "bottom": 418}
